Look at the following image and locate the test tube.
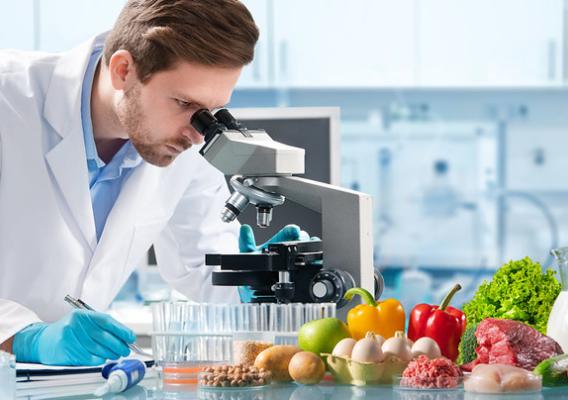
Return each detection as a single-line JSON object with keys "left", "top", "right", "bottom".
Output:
{"left": 0, "top": 351, "right": 15, "bottom": 399}
{"left": 259, "top": 303, "right": 269, "bottom": 332}
{"left": 303, "top": 303, "right": 314, "bottom": 323}
{"left": 291, "top": 303, "right": 304, "bottom": 332}
{"left": 270, "top": 303, "right": 293, "bottom": 332}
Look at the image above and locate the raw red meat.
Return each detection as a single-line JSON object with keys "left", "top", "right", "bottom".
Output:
{"left": 401, "top": 355, "right": 462, "bottom": 389}
{"left": 465, "top": 318, "right": 562, "bottom": 371}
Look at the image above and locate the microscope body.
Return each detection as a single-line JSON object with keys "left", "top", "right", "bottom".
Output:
{"left": 200, "top": 128, "right": 305, "bottom": 176}
{"left": 192, "top": 109, "right": 377, "bottom": 308}
{"left": 251, "top": 175, "right": 375, "bottom": 303}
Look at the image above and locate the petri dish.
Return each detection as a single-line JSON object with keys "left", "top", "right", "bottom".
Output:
{"left": 197, "top": 365, "right": 272, "bottom": 390}
{"left": 394, "top": 375, "right": 464, "bottom": 391}
{"left": 161, "top": 362, "right": 204, "bottom": 386}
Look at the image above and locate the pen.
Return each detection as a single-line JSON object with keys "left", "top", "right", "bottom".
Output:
{"left": 64, "top": 294, "right": 153, "bottom": 358}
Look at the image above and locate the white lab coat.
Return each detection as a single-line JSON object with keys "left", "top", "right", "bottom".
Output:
{"left": 0, "top": 34, "right": 240, "bottom": 344}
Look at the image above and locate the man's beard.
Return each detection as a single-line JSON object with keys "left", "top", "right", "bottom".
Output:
{"left": 117, "top": 84, "right": 192, "bottom": 167}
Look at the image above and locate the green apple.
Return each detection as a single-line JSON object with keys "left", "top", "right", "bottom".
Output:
{"left": 298, "top": 317, "right": 351, "bottom": 355}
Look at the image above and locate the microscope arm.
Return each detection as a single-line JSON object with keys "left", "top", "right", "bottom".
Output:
{"left": 190, "top": 108, "right": 378, "bottom": 307}
{"left": 251, "top": 176, "right": 375, "bottom": 299}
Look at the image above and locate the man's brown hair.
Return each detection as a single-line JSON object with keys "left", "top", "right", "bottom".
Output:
{"left": 104, "top": 0, "right": 259, "bottom": 82}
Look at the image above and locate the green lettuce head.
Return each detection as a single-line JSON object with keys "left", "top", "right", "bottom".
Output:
{"left": 463, "top": 257, "right": 561, "bottom": 334}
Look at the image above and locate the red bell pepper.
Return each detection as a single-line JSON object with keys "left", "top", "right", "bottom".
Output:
{"left": 407, "top": 283, "right": 466, "bottom": 361}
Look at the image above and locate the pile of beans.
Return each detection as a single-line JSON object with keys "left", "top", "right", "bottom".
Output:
{"left": 199, "top": 364, "right": 272, "bottom": 388}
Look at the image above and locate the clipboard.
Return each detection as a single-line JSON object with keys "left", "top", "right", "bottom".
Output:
{"left": 17, "top": 359, "right": 154, "bottom": 380}
{"left": 16, "top": 358, "right": 155, "bottom": 390}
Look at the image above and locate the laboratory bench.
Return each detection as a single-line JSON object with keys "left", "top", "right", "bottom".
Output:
{"left": 15, "top": 377, "right": 568, "bottom": 400}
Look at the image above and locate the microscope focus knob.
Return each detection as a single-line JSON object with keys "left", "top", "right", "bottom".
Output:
{"left": 312, "top": 280, "right": 335, "bottom": 300}
{"left": 309, "top": 269, "right": 355, "bottom": 308}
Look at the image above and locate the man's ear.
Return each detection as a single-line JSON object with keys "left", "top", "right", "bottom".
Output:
{"left": 108, "top": 50, "right": 138, "bottom": 90}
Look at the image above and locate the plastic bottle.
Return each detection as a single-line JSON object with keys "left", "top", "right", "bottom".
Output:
{"left": 94, "top": 359, "right": 146, "bottom": 397}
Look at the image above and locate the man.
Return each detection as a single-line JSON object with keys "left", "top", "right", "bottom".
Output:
{"left": 0, "top": 0, "right": 304, "bottom": 365}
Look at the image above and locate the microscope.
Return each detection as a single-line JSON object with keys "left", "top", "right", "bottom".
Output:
{"left": 190, "top": 109, "right": 380, "bottom": 308}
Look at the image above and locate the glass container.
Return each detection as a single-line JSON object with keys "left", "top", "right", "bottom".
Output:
{"left": 547, "top": 247, "right": 568, "bottom": 352}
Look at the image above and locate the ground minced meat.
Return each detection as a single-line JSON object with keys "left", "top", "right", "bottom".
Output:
{"left": 401, "top": 355, "right": 463, "bottom": 389}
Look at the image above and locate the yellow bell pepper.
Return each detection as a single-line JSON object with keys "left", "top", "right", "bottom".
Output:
{"left": 343, "top": 287, "right": 405, "bottom": 340}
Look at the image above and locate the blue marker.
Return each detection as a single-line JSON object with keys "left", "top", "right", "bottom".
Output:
{"left": 94, "top": 359, "right": 146, "bottom": 397}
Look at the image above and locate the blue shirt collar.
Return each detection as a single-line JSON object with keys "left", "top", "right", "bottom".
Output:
{"left": 80, "top": 46, "right": 142, "bottom": 171}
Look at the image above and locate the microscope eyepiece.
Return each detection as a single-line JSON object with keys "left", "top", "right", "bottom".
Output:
{"left": 190, "top": 109, "right": 226, "bottom": 142}
{"left": 214, "top": 109, "right": 244, "bottom": 131}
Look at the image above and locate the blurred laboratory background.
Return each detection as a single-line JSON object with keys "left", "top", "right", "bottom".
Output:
{"left": 3, "top": 0, "right": 568, "bottom": 314}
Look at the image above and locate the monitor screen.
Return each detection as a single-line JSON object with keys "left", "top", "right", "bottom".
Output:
{"left": 229, "top": 107, "right": 341, "bottom": 243}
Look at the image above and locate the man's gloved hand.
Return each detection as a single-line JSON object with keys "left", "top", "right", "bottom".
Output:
{"left": 13, "top": 309, "right": 136, "bottom": 366}
{"left": 238, "top": 224, "right": 309, "bottom": 253}
{"left": 238, "top": 224, "right": 311, "bottom": 302}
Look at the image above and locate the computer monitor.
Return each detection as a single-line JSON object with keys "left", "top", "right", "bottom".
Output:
{"left": 229, "top": 107, "right": 341, "bottom": 243}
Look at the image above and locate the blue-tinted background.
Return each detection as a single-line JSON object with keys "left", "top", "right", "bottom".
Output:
{"left": 3, "top": 0, "right": 567, "bottom": 311}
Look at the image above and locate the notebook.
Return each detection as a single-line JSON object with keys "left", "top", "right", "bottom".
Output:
{"left": 16, "top": 355, "right": 154, "bottom": 390}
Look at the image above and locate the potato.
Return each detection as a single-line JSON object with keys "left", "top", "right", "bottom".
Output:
{"left": 288, "top": 351, "right": 325, "bottom": 385}
{"left": 254, "top": 345, "right": 301, "bottom": 382}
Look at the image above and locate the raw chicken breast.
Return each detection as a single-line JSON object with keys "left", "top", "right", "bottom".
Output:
{"left": 464, "top": 364, "right": 542, "bottom": 393}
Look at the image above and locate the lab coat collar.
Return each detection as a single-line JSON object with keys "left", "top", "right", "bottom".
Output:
{"left": 42, "top": 33, "right": 171, "bottom": 307}
{"left": 44, "top": 33, "right": 108, "bottom": 251}
{"left": 43, "top": 33, "right": 107, "bottom": 139}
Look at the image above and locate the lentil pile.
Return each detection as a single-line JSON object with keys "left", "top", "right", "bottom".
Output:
{"left": 199, "top": 364, "right": 272, "bottom": 388}
{"left": 233, "top": 340, "right": 272, "bottom": 366}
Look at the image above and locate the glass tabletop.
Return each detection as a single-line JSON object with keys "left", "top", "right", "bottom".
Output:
{"left": 14, "top": 377, "right": 568, "bottom": 400}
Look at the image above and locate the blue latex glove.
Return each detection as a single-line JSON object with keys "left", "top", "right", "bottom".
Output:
{"left": 13, "top": 310, "right": 136, "bottom": 366}
{"left": 238, "top": 224, "right": 309, "bottom": 253}
{"left": 238, "top": 224, "right": 310, "bottom": 302}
